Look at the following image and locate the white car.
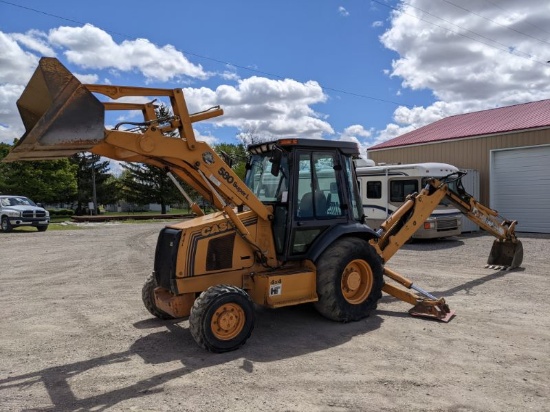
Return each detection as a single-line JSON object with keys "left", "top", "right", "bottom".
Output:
{"left": 0, "top": 195, "right": 50, "bottom": 232}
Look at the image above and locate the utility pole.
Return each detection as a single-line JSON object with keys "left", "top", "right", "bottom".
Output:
{"left": 91, "top": 155, "right": 98, "bottom": 215}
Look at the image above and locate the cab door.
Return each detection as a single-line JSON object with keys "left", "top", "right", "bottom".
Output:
{"left": 286, "top": 150, "right": 347, "bottom": 258}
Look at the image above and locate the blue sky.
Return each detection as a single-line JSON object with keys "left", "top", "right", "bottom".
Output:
{"left": 1, "top": 0, "right": 550, "bottom": 157}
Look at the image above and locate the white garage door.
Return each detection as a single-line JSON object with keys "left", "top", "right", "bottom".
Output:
{"left": 491, "top": 145, "right": 550, "bottom": 233}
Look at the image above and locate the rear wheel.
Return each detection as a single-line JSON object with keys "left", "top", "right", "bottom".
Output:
{"left": 142, "top": 274, "right": 174, "bottom": 320}
{"left": 314, "top": 238, "right": 384, "bottom": 322}
{"left": 1, "top": 216, "right": 12, "bottom": 233}
{"left": 189, "top": 285, "right": 255, "bottom": 353}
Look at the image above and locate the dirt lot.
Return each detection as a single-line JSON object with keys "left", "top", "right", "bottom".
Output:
{"left": 1, "top": 222, "right": 549, "bottom": 412}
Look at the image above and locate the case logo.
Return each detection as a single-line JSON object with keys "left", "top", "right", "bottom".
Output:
{"left": 201, "top": 222, "right": 230, "bottom": 237}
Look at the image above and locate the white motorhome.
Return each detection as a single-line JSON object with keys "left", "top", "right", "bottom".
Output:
{"left": 356, "top": 162, "right": 462, "bottom": 239}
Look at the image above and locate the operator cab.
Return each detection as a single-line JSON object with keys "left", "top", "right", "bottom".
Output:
{"left": 245, "top": 139, "right": 364, "bottom": 262}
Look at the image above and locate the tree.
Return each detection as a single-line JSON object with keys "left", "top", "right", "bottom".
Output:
{"left": 214, "top": 142, "right": 248, "bottom": 180}
{"left": 236, "top": 126, "right": 272, "bottom": 148}
{"left": 71, "top": 153, "right": 116, "bottom": 214}
{"left": 120, "top": 163, "right": 180, "bottom": 214}
{"left": 118, "top": 104, "right": 198, "bottom": 214}
{"left": 0, "top": 142, "right": 78, "bottom": 204}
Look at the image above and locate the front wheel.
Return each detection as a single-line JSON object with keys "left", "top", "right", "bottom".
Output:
{"left": 189, "top": 285, "right": 255, "bottom": 353}
{"left": 314, "top": 238, "right": 384, "bottom": 322}
{"left": 37, "top": 225, "right": 48, "bottom": 232}
{"left": 141, "top": 274, "right": 174, "bottom": 320}
{"left": 1, "top": 216, "right": 12, "bottom": 233}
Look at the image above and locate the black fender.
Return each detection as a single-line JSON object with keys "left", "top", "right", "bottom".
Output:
{"left": 306, "top": 222, "right": 379, "bottom": 263}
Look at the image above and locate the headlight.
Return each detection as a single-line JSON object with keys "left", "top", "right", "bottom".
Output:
{"left": 7, "top": 210, "right": 21, "bottom": 217}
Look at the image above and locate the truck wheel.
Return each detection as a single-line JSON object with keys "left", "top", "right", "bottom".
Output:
{"left": 189, "top": 285, "right": 255, "bottom": 353}
{"left": 37, "top": 225, "right": 48, "bottom": 232}
{"left": 141, "top": 274, "right": 174, "bottom": 320}
{"left": 314, "top": 238, "right": 384, "bottom": 322}
{"left": 1, "top": 216, "right": 12, "bottom": 233}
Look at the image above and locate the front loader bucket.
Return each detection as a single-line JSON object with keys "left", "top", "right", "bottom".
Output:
{"left": 4, "top": 57, "right": 105, "bottom": 162}
{"left": 487, "top": 239, "right": 523, "bottom": 269}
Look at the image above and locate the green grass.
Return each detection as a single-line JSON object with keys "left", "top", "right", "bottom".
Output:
{"left": 5, "top": 223, "right": 83, "bottom": 232}
{"left": 99, "top": 208, "right": 191, "bottom": 216}
{"left": 49, "top": 223, "right": 85, "bottom": 231}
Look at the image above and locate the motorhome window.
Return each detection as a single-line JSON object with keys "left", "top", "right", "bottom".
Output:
{"left": 366, "top": 181, "right": 382, "bottom": 199}
{"left": 390, "top": 179, "right": 418, "bottom": 202}
{"left": 244, "top": 153, "right": 288, "bottom": 202}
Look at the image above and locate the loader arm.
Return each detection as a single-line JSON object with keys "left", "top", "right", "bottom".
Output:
{"left": 4, "top": 57, "right": 274, "bottom": 245}
{"left": 369, "top": 171, "right": 523, "bottom": 322}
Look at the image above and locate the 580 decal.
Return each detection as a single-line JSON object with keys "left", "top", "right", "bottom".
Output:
{"left": 217, "top": 167, "right": 249, "bottom": 200}
{"left": 218, "top": 167, "right": 235, "bottom": 184}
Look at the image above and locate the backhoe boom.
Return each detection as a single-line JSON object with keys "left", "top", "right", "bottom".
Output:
{"left": 370, "top": 171, "right": 523, "bottom": 321}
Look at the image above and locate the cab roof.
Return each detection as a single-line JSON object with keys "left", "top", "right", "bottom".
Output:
{"left": 248, "top": 138, "right": 359, "bottom": 156}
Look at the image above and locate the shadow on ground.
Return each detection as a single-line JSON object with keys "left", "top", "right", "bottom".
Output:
{"left": 0, "top": 304, "right": 383, "bottom": 411}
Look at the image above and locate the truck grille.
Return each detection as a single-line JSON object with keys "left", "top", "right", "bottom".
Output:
{"left": 22, "top": 210, "right": 47, "bottom": 218}
{"left": 437, "top": 218, "right": 458, "bottom": 231}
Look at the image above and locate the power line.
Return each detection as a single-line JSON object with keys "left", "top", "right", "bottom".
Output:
{"left": 482, "top": 0, "right": 550, "bottom": 36}
{"left": 0, "top": 0, "right": 412, "bottom": 108}
{"left": 370, "top": 0, "right": 549, "bottom": 67}
{"left": 440, "top": 0, "right": 550, "bottom": 47}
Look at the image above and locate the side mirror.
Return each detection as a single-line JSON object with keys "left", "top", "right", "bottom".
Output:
{"left": 270, "top": 147, "right": 283, "bottom": 177}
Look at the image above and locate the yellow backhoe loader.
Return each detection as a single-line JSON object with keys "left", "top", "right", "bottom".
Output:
{"left": 4, "top": 58, "right": 523, "bottom": 352}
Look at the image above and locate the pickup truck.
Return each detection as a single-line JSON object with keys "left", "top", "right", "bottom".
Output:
{"left": 0, "top": 195, "right": 50, "bottom": 232}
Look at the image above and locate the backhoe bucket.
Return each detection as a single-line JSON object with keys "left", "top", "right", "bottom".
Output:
{"left": 487, "top": 239, "right": 523, "bottom": 269}
{"left": 4, "top": 57, "right": 105, "bottom": 162}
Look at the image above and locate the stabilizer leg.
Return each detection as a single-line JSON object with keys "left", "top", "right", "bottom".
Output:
{"left": 382, "top": 267, "right": 455, "bottom": 322}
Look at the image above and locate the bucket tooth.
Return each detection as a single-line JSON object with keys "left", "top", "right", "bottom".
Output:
{"left": 4, "top": 57, "right": 105, "bottom": 162}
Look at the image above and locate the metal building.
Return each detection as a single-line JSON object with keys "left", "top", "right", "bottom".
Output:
{"left": 367, "top": 100, "right": 550, "bottom": 233}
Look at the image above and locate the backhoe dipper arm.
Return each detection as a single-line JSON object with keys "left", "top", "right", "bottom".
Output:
{"left": 429, "top": 177, "right": 518, "bottom": 242}
{"left": 372, "top": 172, "right": 521, "bottom": 263}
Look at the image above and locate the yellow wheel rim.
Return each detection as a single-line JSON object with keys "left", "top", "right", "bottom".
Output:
{"left": 211, "top": 303, "right": 245, "bottom": 340}
{"left": 341, "top": 259, "right": 374, "bottom": 304}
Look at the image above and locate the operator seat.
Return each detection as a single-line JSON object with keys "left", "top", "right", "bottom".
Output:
{"left": 299, "top": 190, "right": 326, "bottom": 217}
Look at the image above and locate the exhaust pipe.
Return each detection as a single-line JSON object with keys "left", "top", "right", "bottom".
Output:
{"left": 4, "top": 57, "right": 105, "bottom": 162}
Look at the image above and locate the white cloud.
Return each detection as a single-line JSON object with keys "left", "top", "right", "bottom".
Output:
{"left": 183, "top": 77, "right": 333, "bottom": 139}
{"left": 0, "top": 32, "right": 39, "bottom": 142}
{"left": 372, "top": 21, "right": 383, "bottom": 28}
{"left": 374, "top": 0, "right": 550, "bottom": 145}
{"left": 338, "top": 6, "right": 350, "bottom": 17}
{"left": 193, "top": 128, "right": 219, "bottom": 147}
{"left": 48, "top": 24, "right": 210, "bottom": 82}
{"left": 340, "top": 124, "right": 372, "bottom": 140}
{"left": 73, "top": 72, "right": 99, "bottom": 84}
{"left": 0, "top": 25, "right": 214, "bottom": 144}
{"left": 0, "top": 23, "right": 334, "bottom": 146}
{"left": 10, "top": 30, "right": 56, "bottom": 56}
{"left": 0, "top": 32, "right": 38, "bottom": 84}
{"left": 338, "top": 125, "right": 373, "bottom": 157}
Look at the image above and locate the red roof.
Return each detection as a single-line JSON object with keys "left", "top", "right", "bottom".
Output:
{"left": 369, "top": 99, "right": 550, "bottom": 150}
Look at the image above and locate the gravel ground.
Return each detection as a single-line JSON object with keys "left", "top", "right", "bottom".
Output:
{"left": 1, "top": 222, "right": 549, "bottom": 411}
